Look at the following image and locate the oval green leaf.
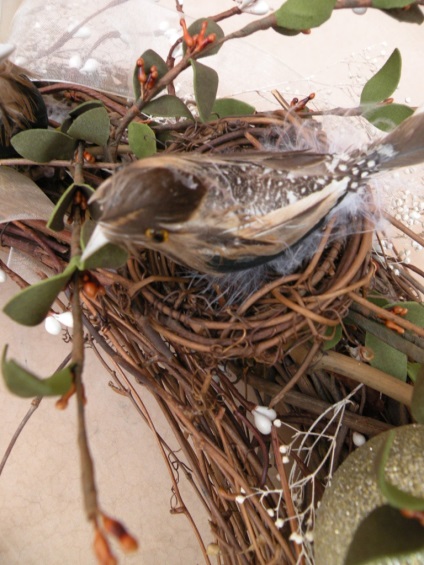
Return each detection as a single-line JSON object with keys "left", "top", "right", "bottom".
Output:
{"left": 210, "top": 98, "right": 255, "bottom": 119}
{"left": 372, "top": 0, "right": 414, "bottom": 7}
{"left": 184, "top": 19, "right": 224, "bottom": 58}
{"left": 383, "top": 5, "right": 424, "bottom": 24}
{"left": 67, "top": 106, "right": 110, "bottom": 145}
{"left": 11, "top": 129, "right": 76, "bottom": 162}
{"left": 3, "top": 259, "right": 78, "bottom": 326}
{"left": 365, "top": 103, "right": 414, "bottom": 132}
{"left": 272, "top": 25, "right": 301, "bottom": 36}
{"left": 2, "top": 346, "right": 74, "bottom": 397}
{"left": 143, "top": 94, "right": 193, "bottom": 120}
{"left": 47, "top": 183, "right": 95, "bottom": 232}
{"left": 345, "top": 505, "right": 424, "bottom": 565}
{"left": 128, "top": 122, "right": 157, "bottom": 158}
{"left": 133, "top": 49, "right": 168, "bottom": 99}
{"left": 68, "top": 100, "right": 104, "bottom": 118}
{"left": 365, "top": 331, "right": 407, "bottom": 381}
{"left": 191, "top": 59, "right": 218, "bottom": 123}
{"left": 275, "top": 0, "right": 336, "bottom": 30}
{"left": 322, "top": 324, "right": 342, "bottom": 351}
{"left": 80, "top": 221, "right": 128, "bottom": 270}
{"left": 360, "top": 48, "right": 402, "bottom": 105}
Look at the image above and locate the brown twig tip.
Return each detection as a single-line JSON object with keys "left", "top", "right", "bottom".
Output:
{"left": 55, "top": 382, "right": 77, "bottom": 410}
{"left": 93, "top": 528, "right": 117, "bottom": 565}
{"left": 102, "top": 514, "right": 139, "bottom": 552}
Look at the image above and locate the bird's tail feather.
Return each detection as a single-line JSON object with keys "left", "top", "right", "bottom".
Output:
{"left": 374, "top": 106, "right": 424, "bottom": 170}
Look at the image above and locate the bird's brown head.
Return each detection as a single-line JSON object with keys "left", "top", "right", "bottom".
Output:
{"left": 90, "top": 157, "right": 208, "bottom": 245}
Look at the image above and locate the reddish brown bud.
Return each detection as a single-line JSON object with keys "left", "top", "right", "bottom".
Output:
{"left": 93, "top": 529, "right": 117, "bottom": 565}
{"left": 55, "top": 382, "right": 76, "bottom": 410}
{"left": 385, "top": 319, "right": 405, "bottom": 334}
{"left": 84, "top": 281, "right": 100, "bottom": 298}
{"left": 180, "top": 18, "right": 194, "bottom": 48}
{"left": 391, "top": 305, "right": 408, "bottom": 316}
{"left": 102, "top": 514, "right": 139, "bottom": 553}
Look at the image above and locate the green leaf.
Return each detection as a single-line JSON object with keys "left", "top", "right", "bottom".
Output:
{"left": 408, "top": 362, "right": 422, "bottom": 383}
{"left": 133, "top": 49, "right": 168, "bottom": 99}
{"left": 345, "top": 505, "right": 424, "bottom": 565}
{"left": 3, "top": 259, "right": 79, "bottom": 326}
{"left": 184, "top": 19, "right": 225, "bottom": 58}
{"left": 411, "top": 367, "right": 424, "bottom": 424}
{"left": 191, "top": 59, "right": 218, "bottom": 123}
{"left": 275, "top": 0, "right": 336, "bottom": 30}
{"left": 68, "top": 100, "right": 104, "bottom": 118}
{"left": 383, "top": 5, "right": 424, "bottom": 24}
{"left": 2, "top": 346, "right": 74, "bottom": 397}
{"left": 392, "top": 301, "right": 424, "bottom": 327}
{"left": 365, "top": 331, "right": 407, "bottom": 380}
{"left": 11, "top": 129, "right": 76, "bottom": 162}
{"left": 80, "top": 221, "right": 128, "bottom": 270}
{"left": 143, "top": 95, "right": 193, "bottom": 120}
{"left": 364, "top": 103, "right": 414, "bottom": 132}
{"left": 67, "top": 106, "right": 110, "bottom": 145}
{"left": 376, "top": 431, "right": 424, "bottom": 510}
{"left": 210, "top": 98, "right": 255, "bottom": 119}
{"left": 360, "top": 48, "right": 402, "bottom": 105}
{"left": 322, "top": 324, "right": 342, "bottom": 351}
{"left": 372, "top": 0, "right": 414, "bottom": 7}
{"left": 128, "top": 122, "right": 157, "bottom": 158}
{"left": 47, "top": 183, "right": 95, "bottom": 232}
{"left": 272, "top": 25, "right": 301, "bottom": 36}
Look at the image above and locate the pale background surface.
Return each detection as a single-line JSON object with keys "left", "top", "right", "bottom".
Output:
{"left": 0, "top": 1, "right": 423, "bottom": 564}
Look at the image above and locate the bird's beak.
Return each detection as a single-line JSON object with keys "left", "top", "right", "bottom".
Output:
{"left": 81, "top": 224, "right": 110, "bottom": 261}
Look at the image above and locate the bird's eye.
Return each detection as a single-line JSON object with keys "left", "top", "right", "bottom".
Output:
{"left": 145, "top": 228, "right": 169, "bottom": 243}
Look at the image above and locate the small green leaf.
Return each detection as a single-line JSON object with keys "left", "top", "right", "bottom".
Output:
{"left": 275, "top": 0, "right": 336, "bottom": 30}
{"left": 365, "top": 331, "right": 407, "bottom": 380}
{"left": 128, "top": 122, "right": 157, "bottom": 158}
{"left": 47, "top": 183, "right": 95, "bottom": 232}
{"left": 322, "top": 324, "right": 342, "bottom": 351}
{"left": 191, "top": 59, "right": 218, "bottom": 123}
{"left": 364, "top": 103, "right": 414, "bottom": 132}
{"left": 345, "top": 505, "right": 424, "bottom": 565}
{"left": 210, "top": 98, "right": 255, "bottom": 119}
{"left": 67, "top": 106, "right": 110, "bottom": 145}
{"left": 68, "top": 100, "right": 104, "bottom": 118}
{"left": 11, "top": 129, "right": 76, "bottom": 162}
{"left": 2, "top": 346, "right": 74, "bottom": 397}
{"left": 383, "top": 5, "right": 424, "bottom": 24}
{"left": 372, "top": 0, "right": 414, "bottom": 7}
{"left": 3, "top": 259, "right": 79, "bottom": 326}
{"left": 183, "top": 19, "right": 225, "bottom": 58}
{"left": 133, "top": 49, "right": 168, "bottom": 99}
{"left": 408, "top": 362, "right": 422, "bottom": 383}
{"left": 393, "top": 301, "right": 424, "bottom": 326}
{"left": 376, "top": 431, "right": 424, "bottom": 510}
{"left": 411, "top": 367, "right": 424, "bottom": 424}
{"left": 143, "top": 95, "right": 193, "bottom": 120}
{"left": 360, "top": 48, "right": 402, "bottom": 105}
{"left": 80, "top": 221, "right": 128, "bottom": 270}
{"left": 272, "top": 25, "right": 301, "bottom": 36}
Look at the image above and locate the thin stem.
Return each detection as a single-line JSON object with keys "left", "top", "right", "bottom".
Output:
{"left": 0, "top": 354, "right": 72, "bottom": 476}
